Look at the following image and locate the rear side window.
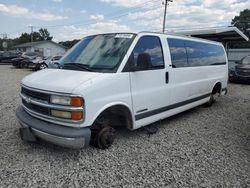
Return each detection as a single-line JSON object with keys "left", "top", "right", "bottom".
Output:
{"left": 185, "top": 41, "right": 226, "bottom": 66}
{"left": 167, "top": 38, "right": 226, "bottom": 67}
{"left": 127, "top": 36, "right": 164, "bottom": 71}
{"left": 167, "top": 38, "right": 188, "bottom": 68}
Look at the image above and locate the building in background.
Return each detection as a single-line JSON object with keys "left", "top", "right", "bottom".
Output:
{"left": 14, "top": 41, "right": 67, "bottom": 57}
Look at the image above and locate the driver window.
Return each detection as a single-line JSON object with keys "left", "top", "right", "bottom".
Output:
{"left": 124, "top": 36, "right": 164, "bottom": 71}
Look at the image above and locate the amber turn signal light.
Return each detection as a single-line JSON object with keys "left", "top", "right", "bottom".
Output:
{"left": 71, "top": 111, "right": 83, "bottom": 120}
{"left": 71, "top": 97, "right": 83, "bottom": 107}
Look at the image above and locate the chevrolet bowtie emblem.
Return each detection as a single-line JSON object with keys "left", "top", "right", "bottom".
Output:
{"left": 25, "top": 96, "right": 31, "bottom": 104}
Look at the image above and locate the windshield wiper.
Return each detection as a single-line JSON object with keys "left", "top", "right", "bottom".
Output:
{"left": 62, "top": 63, "right": 94, "bottom": 72}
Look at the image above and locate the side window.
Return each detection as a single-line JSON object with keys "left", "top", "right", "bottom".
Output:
{"left": 126, "top": 36, "right": 164, "bottom": 71}
{"left": 206, "top": 44, "right": 227, "bottom": 65}
{"left": 167, "top": 38, "right": 188, "bottom": 68}
{"left": 185, "top": 41, "right": 226, "bottom": 66}
{"left": 185, "top": 41, "right": 205, "bottom": 66}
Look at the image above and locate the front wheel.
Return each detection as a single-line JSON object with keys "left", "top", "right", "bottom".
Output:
{"left": 91, "top": 126, "right": 115, "bottom": 149}
{"left": 39, "top": 63, "right": 48, "bottom": 70}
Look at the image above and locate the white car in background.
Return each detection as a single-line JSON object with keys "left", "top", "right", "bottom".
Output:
{"left": 47, "top": 55, "right": 63, "bottom": 68}
{"left": 33, "top": 55, "right": 63, "bottom": 71}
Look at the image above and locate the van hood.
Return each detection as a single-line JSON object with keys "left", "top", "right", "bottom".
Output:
{"left": 22, "top": 69, "right": 102, "bottom": 93}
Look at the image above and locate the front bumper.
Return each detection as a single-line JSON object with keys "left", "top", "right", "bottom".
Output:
{"left": 27, "top": 62, "right": 37, "bottom": 68}
{"left": 229, "top": 72, "right": 250, "bottom": 82}
{"left": 16, "top": 106, "right": 91, "bottom": 148}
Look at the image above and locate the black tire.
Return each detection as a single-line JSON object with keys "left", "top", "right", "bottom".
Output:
{"left": 17, "top": 62, "right": 22, "bottom": 68}
{"left": 91, "top": 126, "right": 115, "bottom": 149}
{"left": 206, "top": 94, "right": 215, "bottom": 107}
{"left": 23, "top": 62, "right": 29, "bottom": 68}
{"left": 39, "top": 63, "right": 48, "bottom": 70}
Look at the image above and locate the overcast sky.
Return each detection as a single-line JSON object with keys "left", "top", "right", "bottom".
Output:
{"left": 0, "top": 0, "right": 249, "bottom": 42}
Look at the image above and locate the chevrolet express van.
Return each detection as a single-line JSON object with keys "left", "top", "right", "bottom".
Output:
{"left": 16, "top": 32, "right": 228, "bottom": 149}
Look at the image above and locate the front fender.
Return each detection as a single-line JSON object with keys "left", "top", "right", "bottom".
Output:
{"left": 89, "top": 101, "right": 135, "bottom": 129}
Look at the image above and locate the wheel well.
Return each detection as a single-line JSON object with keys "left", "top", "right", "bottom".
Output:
{"left": 212, "top": 82, "right": 222, "bottom": 94}
{"left": 94, "top": 105, "right": 133, "bottom": 130}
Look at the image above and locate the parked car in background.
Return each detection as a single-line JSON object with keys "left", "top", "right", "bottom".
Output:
{"left": 47, "top": 55, "right": 62, "bottom": 68}
{"left": 229, "top": 55, "right": 250, "bottom": 83}
{"left": 0, "top": 51, "right": 18, "bottom": 64}
{"left": 12, "top": 52, "right": 40, "bottom": 68}
{"left": 33, "top": 55, "right": 63, "bottom": 71}
{"left": 25, "top": 56, "right": 44, "bottom": 70}
{"left": 32, "top": 56, "right": 51, "bottom": 71}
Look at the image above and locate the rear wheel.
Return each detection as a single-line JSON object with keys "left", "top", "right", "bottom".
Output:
{"left": 206, "top": 94, "right": 216, "bottom": 107}
{"left": 205, "top": 83, "right": 221, "bottom": 107}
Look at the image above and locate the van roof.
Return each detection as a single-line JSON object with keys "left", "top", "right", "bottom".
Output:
{"left": 137, "top": 31, "right": 223, "bottom": 45}
{"left": 81, "top": 31, "right": 223, "bottom": 46}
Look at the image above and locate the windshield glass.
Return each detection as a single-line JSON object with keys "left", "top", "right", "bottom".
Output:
{"left": 60, "top": 33, "right": 135, "bottom": 72}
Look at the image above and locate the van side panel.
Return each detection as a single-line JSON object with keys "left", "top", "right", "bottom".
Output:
{"left": 166, "top": 37, "right": 228, "bottom": 105}
{"left": 134, "top": 35, "right": 228, "bottom": 130}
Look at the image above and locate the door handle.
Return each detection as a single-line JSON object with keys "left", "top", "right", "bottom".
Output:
{"left": 165, "top": 72, "right": 169, "bottom": 83}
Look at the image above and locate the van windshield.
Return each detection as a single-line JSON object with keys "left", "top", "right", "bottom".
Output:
{"left": 60, "top": 33, "right": 135, "bottom": 72}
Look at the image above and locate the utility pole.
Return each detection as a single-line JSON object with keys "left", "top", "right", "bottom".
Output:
{"left": 28, "top": 25, "right": 34, "bottom": 51}
{"left": 162, "top": 0, "right": 173, "bottom": 33}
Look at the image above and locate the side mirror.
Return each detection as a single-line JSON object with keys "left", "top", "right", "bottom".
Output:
{"left": 235, "top": 61, "right": 240, "bottom": 64}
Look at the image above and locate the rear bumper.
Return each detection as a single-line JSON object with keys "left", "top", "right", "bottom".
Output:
{"left": 16, "top": 106, "right": 91, "bottom": 148}
{"left": 221, "top": 88, "right": 228, "bottom": 95}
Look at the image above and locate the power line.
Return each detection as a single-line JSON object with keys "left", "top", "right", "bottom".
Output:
{"left": 3, "top": 1, "right": 161, "bottom": 38}
{"left": 39, "top": 0, "right": 160, "bottom": 28}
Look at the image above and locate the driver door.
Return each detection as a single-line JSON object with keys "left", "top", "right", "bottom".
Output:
{"left": 124, "top": 36, "right": 170, "bottom": 128}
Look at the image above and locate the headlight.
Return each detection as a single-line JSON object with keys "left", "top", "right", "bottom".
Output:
{"left": 50, "top": 95, "right": 83, "bottom": 107}
{"left": 229, "top": 69, "right": 235, "bottom": 77}
{"left": 51, "top": 110, "right": 83, "bottom": 120}
{"left": 51, "top": 110, "right": 71, "bottom": 119}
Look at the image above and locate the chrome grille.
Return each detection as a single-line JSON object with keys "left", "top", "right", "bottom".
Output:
{"left": 21, "top": 87, "right": 50, "bottom": 102}
{"left": 22, "top": 99, "right": 50, "bottom": 116}
{"left": 21, "top": 86, "right": 51, "bottom": 116}
{"left": 20, "top": 86, "right": 84, "bottom": 126}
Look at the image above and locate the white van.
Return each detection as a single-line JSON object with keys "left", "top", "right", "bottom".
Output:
{"left": 16, "top": 32, "right": 228, "bottom": 149}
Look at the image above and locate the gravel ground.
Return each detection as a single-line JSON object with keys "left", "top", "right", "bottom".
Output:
{"left": 0, "top": 65, "right": 249, "bottom": 188}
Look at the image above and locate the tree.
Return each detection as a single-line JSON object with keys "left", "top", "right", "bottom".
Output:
{"left": 229, "top": 9, "right": 250, "bottom": 48}
{"left": 18, "top": 33, "right": 31, "bottom": 44}
{"left": 38, "top": 28, "right": 53, "bottom": 41}
{"left": 231, "top": 9, "right": 250, "bottom": 33}
{"left": 0, "top": 28, "right": 53, "bottom": 50}
{"left": 59, "top": 39, "right": 80, "bottom": 48}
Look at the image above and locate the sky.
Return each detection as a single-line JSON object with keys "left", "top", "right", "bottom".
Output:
{"left": 0, "top": 0, "right": 249, "bottom": 42}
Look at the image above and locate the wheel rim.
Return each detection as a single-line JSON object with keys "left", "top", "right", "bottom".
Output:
{"left": 40, "top": 64, "right": 47, "bottom": 69}
{"left": 97, "top": 127, "right": 115, "bottom": 149}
